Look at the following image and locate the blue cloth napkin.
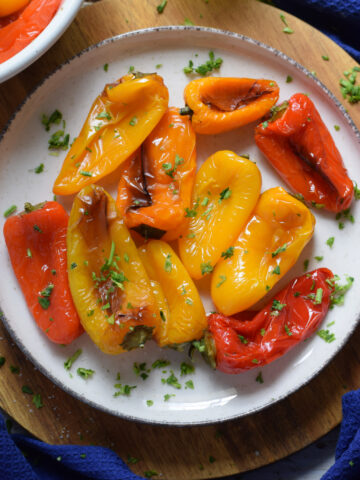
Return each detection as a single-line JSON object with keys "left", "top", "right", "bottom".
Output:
{"left": 0, "top": 414, "right": 144, "bottom": 480}
{"left": 274, "top": 0, "right": 360, "bottom": 62}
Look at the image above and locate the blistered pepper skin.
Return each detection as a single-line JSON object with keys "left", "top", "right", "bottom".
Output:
{"left": 178, "top": 150, "right": 261, "bottom": 280}
{"left": 3, "top": 202, "right": 83, "bottom": 344}
{"left": 116, "top": 107, "right": 196, "bottom": 241}
{"left": 209, "top": 268, "right": 334, "bottom": 374}
{"left": 67, "top": 185, "right": 159, "bottom": 355}
{"left": 138, "top": 240, "right": 206, "bottom": 347}
{"left": 53, "top": 73, "right": 169, "bottom": 195}
{"left": 184, "top": 77, "right": 279, "bottom": 135}
{"left": 255, "top": 93, "right": 354, "bottom": 212}
{"left": 211, "top": 187, "right": 315, "bottom": 315}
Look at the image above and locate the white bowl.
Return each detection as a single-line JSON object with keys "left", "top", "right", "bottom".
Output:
{"left": 0, "top": 0, "right": 83, "bottom": 83}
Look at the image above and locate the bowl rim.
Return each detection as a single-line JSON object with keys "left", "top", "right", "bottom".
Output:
{"left": 0, "top": 0, "right": 83, "bottom": 84}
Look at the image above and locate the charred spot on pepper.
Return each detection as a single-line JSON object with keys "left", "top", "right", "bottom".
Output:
{"left": 131, "top": 224, "right": 166, "bottom": 240}
{"left": 125, "top": 151, "right": 153, "bottom": 212}
{"left": 77, "top": 188, "right": 110, "bottom": 245}
{"left": 201, "top": 82, "right": 274, "bottom": 112}
{"left": 121, "top": 325, "right": 154, "bottom": 351}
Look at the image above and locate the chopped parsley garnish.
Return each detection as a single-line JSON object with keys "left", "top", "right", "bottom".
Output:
{"left": 314, "top": 288, "right": 323, "bottom": 304}
{"left": 185, "top": 207, "right": 197, "bottom": 217}
{"left": 219, "top": 187, "right": 232, "bottom": 201}
{"left": 42, "top": 110, "right": 62, "bottom": 131}
{"left": 70, "top": 262, "right": 77, "bottom": 269}
{"left": 280, "top": 13, "right": 294, "bottom": 34}
{"left": 164, "top": 254, "right": 172, "bottom": 273}
{"left": 326, "top": 237, "right": 335, "bottom": 248}
{"left": 221, "top": 246, "right": 234, "bottom": 259}
{"left": 304, "top": 259, "right": 309, "bottom": 271}
{"left": 10, "top": 365, "right": 19, "bottom": 374}
{"left": 48, "top": 130, "right": 70, "bottom": 150}
{"left": 314, "top": 256, "right": 323, "bottom": 261}
{"left": 185, "top": 380, "right": 194, "bottom": 389}
{"left": 180, "top": 362, "right": 195, "bottom": 376}
{"left": 216, "top": 275, "right": 227, "bottom": 288}
{"left": 339, "top": 67, "right": 360, "bottom": 104}
{"left": 183, "top": 51, "right": 223, "bottom": 76}
{"left": 322, "top": 55, "right": 329, "bottom": 61}
{"left": 96, "top": 111, "right": 112, "bottom": 120}
{"left": 33, "top": 224, "right": 42, "bottom": 232}
{"left": 255, "top": 372, "right": 264, "bottom": 384}
{"left": 164, "top": 393, "right": 175, "bottom": 401}
{"left": 162, "top": 370, "right": 181, "bottom": 389}
{"left": 209, "top": 456, "right": 216, "bottom": 463}
{"left": 162, "top": 154, "right": 184, "bottom": 178}
{"left": 185, "top": 298, "right": 193, "bottom": 305}
{"left": 200, "top": 262, "right": 213, "bottom": 275}
{"left": 34, "top": 163, "right": 44, "bottom": 174}
{"left": 183, "top": 18, "right": 194, "bottom": 26}
{"left": 272, "top": 265, "right": 281, "bottom": 275}
{"left": 33, "top": 393, "right": 43, "bottom": 409}
{"left": 270, "top": 299, "right": 286, "bottom": 316}
{"left": 103, "top": 63, "right": 109, "bottom": 72}
{"left": 260, "top": 328, "right": 266, "bottom": 336}
{"left": 238, "top": 335, "right": 248, "bottom": 344}
{"left": 127, "top": 456, "right": 139, "bottom": 465}
{"left": 38, "top": 283, "right": 54, "bottom": 310}
{"left": 284, "top": 324, "right": 292, "bottom": 336}
{"left": 334, "top": 125, "right": 340, "bottom": 131}
{"left": 156, "top": 0, "right": 167, "bottom": 13}
{"left": 3, "top": 205, "right": 17, "bottom": 218}
{"left": 77, "top": 368, "right": 94, "bottom": 379}
{"left": 272, "top": 243, "right": 287, "bottom": 257}
{"left": 286, "top": 75, "right": 293, "bottom": 83}
{"left": 152, "top": 359, "right": 170, "bottom": 369}
{"left": 328, "top": 275, "right": 354, "bottom": 308}
{"left": 113, "top": 384, "right": 136, "bottom": 397}
{"left": 22, "top": 385, "right": 33, "bottom": 394}
{"left": 80, "top": 171, "right": 92, "bottom": 177}
{"left": 146, "top": 400, "right": 154, "bottom": 407}
{"left": 317, "top": 329, "right": 335, "bottom": 343}
{"left": 252, "top": 358, "right": 259, "bottom": 364}
{"left": 129, "top": 116, "right": 138, "bottom": 126}
{"left": 64, "top": 349, "right": 82, "bottom": 370}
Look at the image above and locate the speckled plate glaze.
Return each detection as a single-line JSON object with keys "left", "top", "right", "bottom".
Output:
{"left": 1, "top": 27, "right": 360, "bottom": 426}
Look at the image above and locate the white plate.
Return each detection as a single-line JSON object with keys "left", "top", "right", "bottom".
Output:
{"left": 1, "top": 27, "right": 360, "bottom": 426}
{"left": 0, "top": 0, "right": 83, "bottom": 83}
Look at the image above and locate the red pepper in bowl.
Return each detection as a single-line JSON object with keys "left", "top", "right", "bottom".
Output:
{"left": 3, "top": 201, "right": 83, "bottom": 344}
{"left": 201, "top": 268, "right": 334, "bottom": 374}
{"left": 255, "top": 93, "right": 354, "bottom": 212}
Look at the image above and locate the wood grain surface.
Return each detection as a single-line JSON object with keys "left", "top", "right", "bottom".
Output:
{"left": 1, "top": 1, "right": 360, "bottom": 479}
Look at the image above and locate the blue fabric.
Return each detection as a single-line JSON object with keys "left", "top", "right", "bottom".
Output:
{"left": 274, "top": 0, "right": 360, "bottom": 62}
{"left": 0, "top": 414, "right": 145, "bottom": 480}
{"left": 320, "top": 391, "right": 360, "bottom": 479}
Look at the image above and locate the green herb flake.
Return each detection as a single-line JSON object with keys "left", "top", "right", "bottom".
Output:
{"left": 260, "top": 328, "right": 266, "bottom": 336}
{"left": 80, "top": 171, "right": 92, "bottom": 177}
{"left": 221, "top": 246, "right": 234, "bottom": 259}
{"left": 314, "top": 288, "right": 323, "bottom": 304}
{"left": 96, "top": 111, "right": 112, "bottom": 121}
{"left": 216, "top": 275, "right": 227, "bottom": 288}
{"left": 22, "top": 385, "right": 34, "bottom": 394}
{"left": 238, "top": 335, "right": 248, "bottom": 344}
{"left": 10, "top": 365, "right": 20, "bottom": 374}
{"left": 156, "top": 0, "right": 167, "bottom": 13}
{"left": 164, "top": 393, "right": 175, "bottom": 401}
{"left": 185, "top": 380, "right": 194, "bottom": 389}
{"left": 127, "top": 456, "right": 139, "bottom": 464}
{"left": 42, "top": 109, "right": 62, "bottom": 131}
{"left": 163, "top": 370, "right": 181, "bottom": 389}
{"left": 103, "top": 63, "right": 109, "bottom": 72}
{"left": 129, "top": 116, "right": 138, "bottom": 126}
{"left": 209, "top": 455, "right": 216, "bottom": 463}
{"left": 180, "top": 362, "right": 195, "bottom": 376}
{"left": 185, "top": 298, "right": 193, "bottom": 305}
{"left": 183, "top": 18, "right": 194, "bottom": 26}
{"left": 34, "top": 163, "right": 44, "bottom": 174}
{"left": 200, "top": 262, "right": 213, "bottom": 275}
{"left": 219, "top": 187, "right": 232, "bottom": 201}
{"left": 33, "top": 393, "right": 43, "bottom": 409}
{"left": 314, "top": 256, "right": 323, "bottom": 261}
{"left": 185, "top": 207, "right": 197, "bottom": 217}
{"left": 304, "top": 259, "right": 309, "bottom": 271}
{"left": 184, "top": 50, "right": 223, "bottom": 76}
{"left": 284, "top": 324, "right": 292, "bottom": 336}
{"left": 164, "top": 253, "right": 172, "bottom": 273}
{"left": 3, "top": 205, "right": 17, "bottom": 218}
{"left": 152, "top": 359, "right": 170, "bottom": 369}
{"left": 77, "top": 368, "right": 95, "bottom": 379}
{"left": 326, "top": 237, "right": 335, "bottom": 248}
{"left": 113, "top": 384, "right": 137, "bottom": 396}
{"left": 252, "top": 358, "right": 259, "bottom": 364}
{"left": 146, "top": 400, "right": 154, "bottom": 407}
{"left": 322, "top": 55, "right": 329, "bottom": 61}
{"left": 272, "top": 265, "right": 281, "bottom": 275}
{"left": 286, "top": 75, "right": 293, "bottom": 83}
{"left": 48, "top": 130, "right": 70, "bottom": 150}
{"left": 26, "top": 248, "right": 32, "bottom": 258}
{"left": 317, "top": 329, "right": 335, "bottom": 343}
{"left": 64, "top": 349, "right": 82, "bottom": 370}
{"left": 255, "top": 372, "right": 264, "bottom": 384}
{"left": 334, "top": 125, "right": 340, "bottom": 131}
{"left": 272, "top": 243, "right": 287, "bottom": 257}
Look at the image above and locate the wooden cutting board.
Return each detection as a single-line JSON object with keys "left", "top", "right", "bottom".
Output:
{"left": 1, "top": 1, "right": 360, "bottom": 478}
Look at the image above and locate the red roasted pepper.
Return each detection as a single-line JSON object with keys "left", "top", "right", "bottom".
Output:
{"left": 3, "top": 201, "right": 83, "bottom": 344}
{"left": 255, "top": 93, "right": 354, "bottom": 212}
{"left": 207, "top": 268, "right": 334, "bottom": 374}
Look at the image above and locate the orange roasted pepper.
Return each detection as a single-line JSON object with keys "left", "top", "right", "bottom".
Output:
{"left": 116, "top": 107, "right": 196, "bottom": 241}
{"left": 211, "top": 187, "right": 315, "bottom": 315}
{"left": 67, "top": 185, "right": 159, "bottom": 354}
{"left": 138, "top": 240, "right": 206, "bottom": 347}
{"left": 183, "top": 77, "right": 279, "bottom": 134}
{"left": 53, "top": 72, "right": 169, "bottom": 195}
{"left": 178, "top": 150, "right": 261, "bottom": 280}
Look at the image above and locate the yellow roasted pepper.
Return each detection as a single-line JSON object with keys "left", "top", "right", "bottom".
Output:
{"left": 138, "top": 240, "right": 206, "bottom": 347}
{"left": 53, "top": 73, "right": 169, "bottom": 195}
{"left": 67, "top": 185, "right": 159, "bottom": 354}
{"left": 211, "top": 187, "right": 315, "bottom": 315}
{"left": 178, "top": 150, "right": 261, "bottom": 280}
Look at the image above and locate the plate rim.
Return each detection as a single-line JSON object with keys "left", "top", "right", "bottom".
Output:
{"left": 1, "top": 25, "right": 360, "bottom": 427}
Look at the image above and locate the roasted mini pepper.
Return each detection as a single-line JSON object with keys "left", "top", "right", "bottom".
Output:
{"left": 178, "top": 150, "right": 261, "bottom": 280}
{"left": 3, "top": 201, "right": 83, "bottom": 344}
{"left": 183, "top": 77, "right": 279, "bottom": 134}
{"left": 67, "top": 185, "right": 159, "bottom": 355}
{"left": 116, "top": 107, "right": 196, "bottom": 241}
{"left": 211, "top": 187, "right": 315, "bottom": 315}
{"left": 138, "top": 240, "right": 206, "bottom": 347}
{"left": 0, "top": 0, "right": 61, "bottom": 63}
{"left": 255, "top": 93, "right": 354, "bottom": 212}
{"left": 205, "top": 268, "right": 334, "bottom": 374}
{"left": 53, "top": 72, "right": 169, "bottom": 195}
